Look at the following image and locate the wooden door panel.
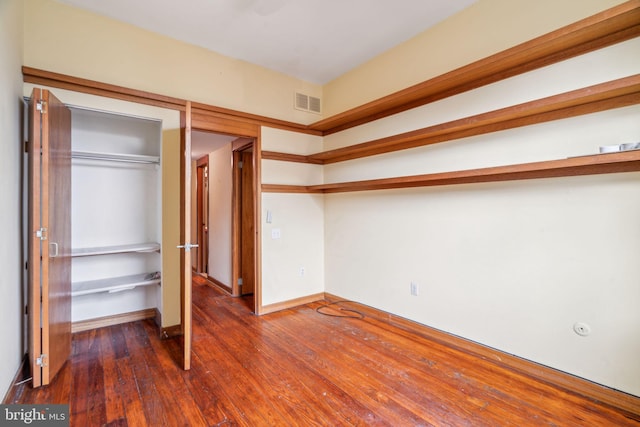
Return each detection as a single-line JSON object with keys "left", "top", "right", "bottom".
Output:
{"left": 44, "top": 90, "right": 72, "bottom": 384}
{"left": 27, "top": 90, "right": 43, "bottom": 387}
{"left": 181, "top": 103, "right": 193, "bottom": 370}
{"left": 240, "top": 150, "right": 255, "bottom": 295}
{"left": 28, "top": 88, "right": 72, "bottom": 387}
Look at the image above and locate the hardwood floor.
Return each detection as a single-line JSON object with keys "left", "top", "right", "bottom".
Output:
{"left": 6, "top": 275, "right": 639, "bottom": 426}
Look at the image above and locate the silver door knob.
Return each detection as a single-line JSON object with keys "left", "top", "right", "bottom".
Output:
{"left": 177, "top": 243, "right": 199, "bottom": 252}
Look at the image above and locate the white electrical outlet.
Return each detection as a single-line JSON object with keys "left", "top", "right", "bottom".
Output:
{"left": 271, "top": 228, "right": 281, "bottom": 239}
{"left": 299, "top": 267, "right": 305, "bottom": 277}
{"left": 410, "top": 282, "right": 419, "bottom": 296}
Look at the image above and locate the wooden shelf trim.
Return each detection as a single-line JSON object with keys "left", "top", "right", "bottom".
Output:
{"left": 191, "top": 102, "right": 320, "bottom": 136}
{"left": 71, "top": 242, "right": 161, "bottom": 257}
{"left": 261, "top": 151, "right": 640, "bottom": 194}
{"left": 309, "top": 1, "right": 640, "bottom": 134}
{"left": 22, "top": 66, "right": 187, "bottom": 111}
{"left": 261, "top": 184, "right": 325, "bottom": 194}
{"left": 261, "top": 150, "right": 324, "bottom": 164}
{"left": 263, "top": 75, "right": 640, "bottom": 165}
{"left": 22, "top": 67, "right": 317, "bottom": 135}
{"left": 71, "top": 273, "right": 161, "bottom": 297}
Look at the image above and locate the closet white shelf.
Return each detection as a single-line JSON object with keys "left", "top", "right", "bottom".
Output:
{"left": 72, "top": 242, "right": 161, "bottom": 257}
{"left": 71, "top": 150, "right": 160, "bottom": 164}
{"left": 72, "top": 273, "right": 161, "bottom": 297}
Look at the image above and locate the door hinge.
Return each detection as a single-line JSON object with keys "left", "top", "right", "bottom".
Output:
{"left": 36, "top": 100, "right": 47, "bottom": 114}
{"left": 24, "top": 140, "right": 29, "bottom": 153}
{"left": 36, "top": 354, "right": 48, "bottom": 367}
{"left": 35, "top": 227, "right": 47, "bottom": 240}
{"left": 238, "top": 160, "right": 243, "bottom": 169}
{"left": 238, "top": 277, "right": 243, "bottom": 286}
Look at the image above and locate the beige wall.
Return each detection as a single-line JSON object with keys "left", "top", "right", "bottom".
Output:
{"left": 23, "top": 0, "right": 322, "bottom": 124}
{"left": 323, "top": 0, "right": 627, "bottom": 116}
{"left": 322, "top": 38, "right": 640, "bottom": 396}
{"left": 206, "top": 145, "right": 234, "bottom": 286}
{"left": 261, "top": 128, "right": 325, "bottom": 306}
{"left": 0, "top": 0, "right": 24, "bottom": 401}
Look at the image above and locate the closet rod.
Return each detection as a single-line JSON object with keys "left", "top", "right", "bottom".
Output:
{"left": 71, "top": 151, "right": 160, "bottom": 164}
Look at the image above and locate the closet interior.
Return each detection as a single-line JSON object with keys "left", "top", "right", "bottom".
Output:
{"left": 69, "top": 106, "right": 162, "bottom": 323}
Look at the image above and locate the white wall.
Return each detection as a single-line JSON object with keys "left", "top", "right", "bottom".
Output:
{"left": 207, "top": 145, "right": 233, "bottom": 286}
{"left": 0, "top": 0, "right": 24, "bottom": 400}
{"left": 323, "top": 39, "right": 640, "bottom": 396}
{"left": 261, "top": 127, "right": 325, "bottom": 306}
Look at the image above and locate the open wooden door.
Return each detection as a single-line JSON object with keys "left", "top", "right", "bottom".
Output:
{"left": 28, "top": 88, "right": 72, "bottom": 387}
{"left": 179, "top": 102, "right": 193, "bottom": 370}
{"left": 196, "top": 156, "right": 209, "bottom": 274}
{"left": 239, "top": 149, "right": 255, "bottom": 296}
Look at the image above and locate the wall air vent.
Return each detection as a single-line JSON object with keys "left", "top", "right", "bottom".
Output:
{"left": 295, "top": 92, "right": 321, "bottom": 114}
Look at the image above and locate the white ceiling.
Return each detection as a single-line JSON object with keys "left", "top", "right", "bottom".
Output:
{"left": 55, "top": 0, "right": 476, "bottom": 84}
{"left": 191, "top": 131, "right": 236, "bottom": 160}
{"left": 55, "top": 0, "right": 476, "bottom": 157}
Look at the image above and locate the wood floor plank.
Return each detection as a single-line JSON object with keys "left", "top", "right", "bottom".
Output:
{"left": 127, "top": 321, "right": 188, "bottom": 426}
{"left": 201, "top": 288, "right": 382, "bottom": 426}
{"left": 69, "top": 329, "right": 90, "bottom": 425}
{"left": 189, "top": 322, "right": 291, "bottom": 425}
{"left": 86, "top": 329, "right": 107, "bottom": 426}
{"left": 331, "top": 300, "right": 637, "bottom": 424}
{"left": 139, "top": 320, "right": 208, "bottom": 427}
{"left": 308, "top": 303, "right": 549, "bottom": 420}
{"left": 261, "top": 308, "right": 463, "bottom": 425}
{"left": 193, "top": 303, "right": 368, "bottom": 426}
{"left": 7, "top": 275, "right": 639, "bottom": 426}
{"left": 99, "top": 326, "right": 127, "bottom": 426}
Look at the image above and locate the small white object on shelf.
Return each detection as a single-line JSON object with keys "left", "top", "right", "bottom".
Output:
{"left": 599, "top": 145, "right": 620, "bottom": 153}
{"left": 72, "top": 272, "right": 161, "bottom": 296}
{"left": 599, "top": 142, "right": 640, "bottom": 154}
{"left": 620, "top": 142, "right": 640, "bottom": 151}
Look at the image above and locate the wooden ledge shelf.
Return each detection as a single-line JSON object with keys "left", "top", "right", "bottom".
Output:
{"left": 309, "top": 1, "right": 640, "bottom": 134}
{"left": 261, "top": 151, "right": 324, "bottom": 164}
{"left": 72, "top": 273, "right": 161, "bottom": 297}
{"left": 72, "top": 242, "right": 161, "bottom": 257}
{"left": 263, "top": 75, "right": 640, "bottom": 165}
{"left": 262, "top": 151, "right": 640, "bottom": 194}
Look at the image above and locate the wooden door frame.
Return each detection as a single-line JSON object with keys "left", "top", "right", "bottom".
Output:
{"left": 185, "top": 110, "right": 262, "bottom": 315}
{"left": 231, "top": 139, "right": 256, "bottom": 300}
{"left": 195, "top": 155, "right": 209, "bottom": 275}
